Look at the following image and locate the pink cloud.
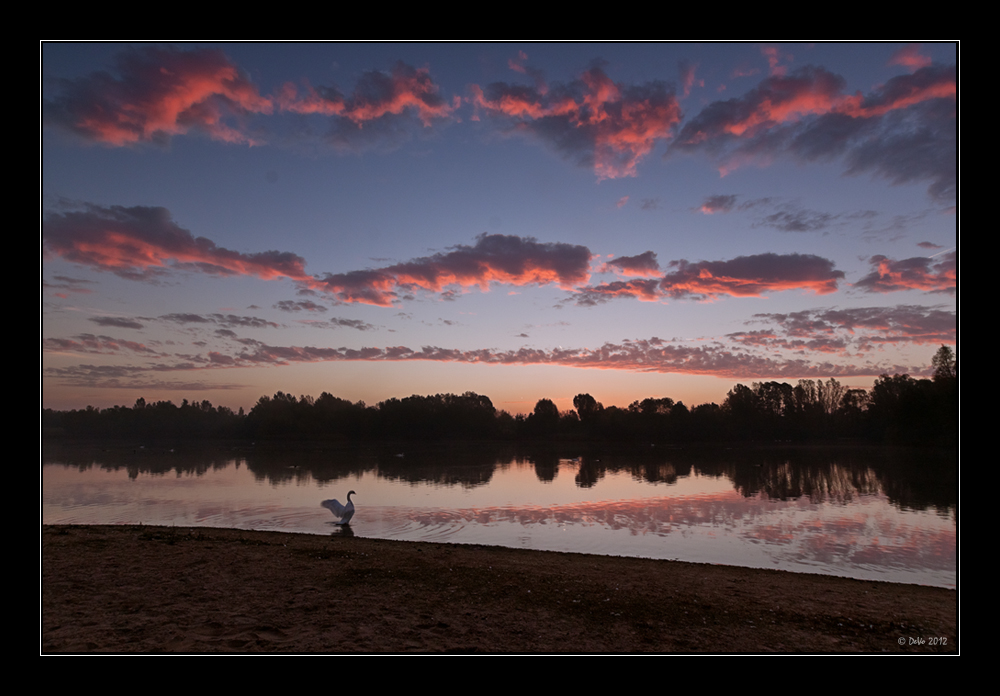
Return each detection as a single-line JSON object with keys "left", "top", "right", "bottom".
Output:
{"left": 573, "top": 253, "right": 844, "bottom": 305}
{"left": 42, "top": 330, "right": 930, "bottom": 389}
{"left": 660, "top": 253, "right": 844, "bottom": 300}
{"left": 273, "top": 80, "right": 346, "bottom": 117}
{"left": 278, "top": 61, "right": 453, "bottom": 127}
{"left": 761, "top": 45, "right": 791, "bottom": 76}
{"left": 43, "top": 204, "right": 311, "bottom": 284}
{"left": 43, "top": 47, "right": 272, "bottom": 146}
{"left": 317, "top": 233, "right": 592, "bottom": 306}
{"left": 508, "top": 51, "right": 530, "bottom": 74}
{"left": 854, "top": 252, "right": 956, "bottom": 294}
{"left": 888, "top": 44, "right": 933, "bottom": 70}
{"left": 573, "top": 278, "right": 665, "bottom": 306}
{"left": 678, "top": 60, "right": 702, "bottom": 98}
{"left": 44, "top": 50, "right": 454, "bottom": 152}
{"left": 471, "top": 65, "right": 683, "bottom": 179}
{"left": 47, "top": 305, "right": 951, "bottom": 388}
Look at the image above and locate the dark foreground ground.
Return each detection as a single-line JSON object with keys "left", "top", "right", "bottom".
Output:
{"left": 41, "top": 525, "right": 957, "bottom": 653}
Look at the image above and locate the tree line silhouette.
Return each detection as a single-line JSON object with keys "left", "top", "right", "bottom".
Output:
{"left": 43, "top": 347, "right": 956, "bottom": 446}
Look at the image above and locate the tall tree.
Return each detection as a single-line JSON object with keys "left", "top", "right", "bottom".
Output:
{"left": 932, "top": 345, "right": 957, "bottom": 382}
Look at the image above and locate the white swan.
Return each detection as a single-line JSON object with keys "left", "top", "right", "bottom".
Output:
{"left": 321, "top": 490, "right": 356, "bottom": 525}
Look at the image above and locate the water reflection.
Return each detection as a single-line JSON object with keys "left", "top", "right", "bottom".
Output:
{"left": 42, "top": 441, "right": 956, "bottom": 587}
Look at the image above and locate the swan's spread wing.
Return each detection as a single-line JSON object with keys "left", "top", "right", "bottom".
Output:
{"left": 322, "top": 499, "right": 346, "bottom": 517}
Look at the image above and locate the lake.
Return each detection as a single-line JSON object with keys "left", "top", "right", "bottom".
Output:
{"left": 41, "top": 441, "right": 957, "bottom": 588}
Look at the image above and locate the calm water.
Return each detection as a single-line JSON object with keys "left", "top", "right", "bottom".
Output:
{"left": 41, "top": 441, "right": 957, "bottom": 588}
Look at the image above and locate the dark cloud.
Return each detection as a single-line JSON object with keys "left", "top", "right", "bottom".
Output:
{"left": 47, "top": 313, "right": 948, "bottom": 388}
{"left": 160, "top": 313, "right": 213, "bottom": 324}
{"left": 840, "top": 96, "right": 956, "bottom": 200}
{"left": 89, "top": 316, "right": 145, "bottom": 330}
{"left": 44, "top": 359, "right": 245, "bottom": 390}
{"left": 333, "top": 318, "right": 376, "bottom": 331}
{"left": 705, "top": 197, "right": 872, "bottom": 233}
{"left": 44, "top": 275, "right": 96, "bottom": 298}
{"left": 756, "top": 208, "right": 837, "bottom": 232}
{"left": 148, "top": 336, "right": 911, "bottom": 380}
{"left": 308, "top": 318, "right": 377, "bottom": 331}
{"left": 275, "top": 300, "right": 328, "bottom": 313}
{"left": 601, "top": 251, "right": 660, "bottom": 276}
{"left": 669, "top": 64, "right": 956, "bottom": 199}
{"left": 215, "top": 315, "right": 281, "bottom": 329}
{"left": 726, "top": 329, "right": 850, "bottom": 355}
{"left": 159, "top": 313, "right": 280, "bottom": 329}
{"left": 699, "top": 194, "right": 738, "bottom": 214}
{"left": 750, "top": 305, "right": 956, "bottom": 348}
{"left": 43, "top": 334, "right": 162, "bottom": 356}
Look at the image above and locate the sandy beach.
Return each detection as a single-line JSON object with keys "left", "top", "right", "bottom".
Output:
{"left": 41, "top": 524, "right": 957, "bottom": 653}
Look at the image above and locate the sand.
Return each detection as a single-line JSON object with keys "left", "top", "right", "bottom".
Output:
{"left": 41, "top": 524, "right": 957, "bottom": 653}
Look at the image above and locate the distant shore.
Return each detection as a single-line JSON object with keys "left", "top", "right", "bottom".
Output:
{"left": 42, "top": 525, "right": 957, "bottom": 653}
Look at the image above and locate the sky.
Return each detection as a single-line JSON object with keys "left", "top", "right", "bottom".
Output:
{"left": 41, "top": 42, "right": 958, "bottom": 415}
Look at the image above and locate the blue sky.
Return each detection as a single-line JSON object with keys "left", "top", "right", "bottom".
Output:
{"left": 42, "top": 42, "right": 957, "bottom": 414}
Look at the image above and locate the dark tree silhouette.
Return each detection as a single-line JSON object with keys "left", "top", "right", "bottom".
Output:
{"left": 932, "top": 345, "right": 957, "bottom": 382}
{"left": 42, "top": 349, "right": 957, "bottom": 446}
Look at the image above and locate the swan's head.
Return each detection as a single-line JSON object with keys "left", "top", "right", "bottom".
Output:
{"left": 348, "top": 490, "right": 357, "bottom": 500}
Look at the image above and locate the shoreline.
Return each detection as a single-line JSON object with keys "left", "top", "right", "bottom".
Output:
{"left": 42, "top": 524, "right": 957, "bottom": 653}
